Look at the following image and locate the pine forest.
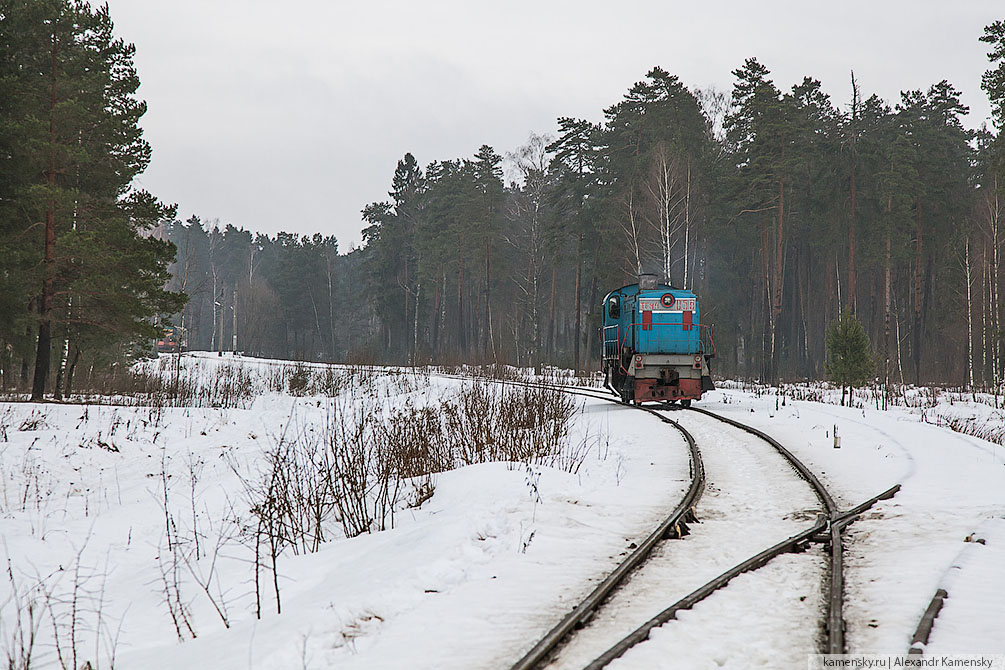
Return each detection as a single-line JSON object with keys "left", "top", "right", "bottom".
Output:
{"left": 3, "top": 3, "right": 1005, "bottom": 397}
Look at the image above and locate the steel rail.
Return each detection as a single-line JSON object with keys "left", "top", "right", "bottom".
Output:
{"left": 584, "top": 516, "right": 828, "bottom": 669}
{"left": 507, "top": 405, "right": 705, "bottom": 670}
{"left": 907, "top": 588, "right": 949, "bottom": 655}
{"left": 286, "top": 368, "right": 898, "bottom": 665}
{"left": 232, "top": 366, "right": 895, "bottom": 662}
{"left": 832, "top": 483, "right": 901, "bottom": 531}
{"left": 682, "top": 408, "right": 906, "bottom": 656}
{"left": 206, "top": 363, "right": 901, "bottom": 665}
{"left": 406, "top": 374, "right": 894, "bottom": 665}
{"left": 685, "top": 406, "right": 848, "bottom": 655}
{"left": 686, "top": 407, "right": 837, "bottom": 514}
{"left": 583, "top": 475, "right": 900, "bottom": 669}
{"left": 501, "top": 388, "right": 846, "bottom": 668}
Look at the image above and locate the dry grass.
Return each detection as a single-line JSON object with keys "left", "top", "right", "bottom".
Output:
{"left": 923, "top": 411, "right": 1005, "bottom": 448}
{"left": 240, "top": 379, "right": 589, "bottom": 564}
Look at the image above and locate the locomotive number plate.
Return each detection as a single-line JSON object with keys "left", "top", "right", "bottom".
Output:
{"left": 639, "top": 297, "right": 695, "bottom": 312}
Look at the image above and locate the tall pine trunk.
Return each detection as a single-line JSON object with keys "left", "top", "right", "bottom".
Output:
{"left": 769, "top": 177, "right": 784, "bottom": 384}
{"left": 403, "top": 256, "right": 409, "bottom": 360}
{"left": 913, "top": 196, "right": 923, "bottom": 385}
{"left": 327, "top": 254, "right": 336, "bottom": 360}
{"left": 431, "top": 272, "right": 441, "bottom": 355}
{"left": 992, "top": 179, "right": 1002, "bottom": 397}
{"left": 53, "top": 324, "right": 69, "bottom": 401}
{"left": 848, "top": 164, "right": 857, "bottom": 315}
{"left": 484, "top": 240, "right": 492, "bottom": 361}
{"left": 583, "top": 244, "right": 602, "bottom": 376}
{"left": 547, "top": 265, "right": 556, "bottom": 360}
{"left": 797, "top": 240, "right": 810, "bottom": 370}
{"left": 761, "top": 215, "right": 771, "bottom": 380}
{"left": 847, "top": 72, "right": 859, "bottom": 316}
{"left": 456, "top": 236, "right": 465, "bottom": 355}
{"left": 413, "top": 280, "right": 421, "bottom": 363}
{"left": 31, "top": 34, "right": 60, "bottom": 402}
{"left": 981, "top": 243, "right": 988, "bottom": 389}
{"left": 65, "top": 345, "right": 81, "bottom": 397}
{"left": 883, "top": 223, "right": 891, "bottom": 409}
{"left": 965, "top": 236, "right": 974, "bottom": 391}
{"left": 573, "top": 231, "right": 583, "bottom": 373}
{"left": 19, "top": 316, "right": 32, "bottom": 389}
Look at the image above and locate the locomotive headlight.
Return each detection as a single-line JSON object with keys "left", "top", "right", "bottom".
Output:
{"left": 635, "top": 355, "right": 643, "bottom": 368}
{"left": 694, "top": 355, "right": 702, "bottom": 369}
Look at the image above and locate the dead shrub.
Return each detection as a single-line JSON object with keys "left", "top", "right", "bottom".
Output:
{"left": 241, "top": 380, "right": 585, "bottom": 554}
{"left": 441, "top": 381, "right": 580, "bottom": 467}
{"left": 286, "top": 365, "right": 311, "bottom": 397}
{"left": 78, "top": 359, "right": 255, "bottom": 409}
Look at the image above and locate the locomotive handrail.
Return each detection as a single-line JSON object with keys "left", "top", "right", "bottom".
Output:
{"left": 602, "top": 325, "right": 621, "bottom": 359}
{"left": 703, "top": 324, "right": 716, "bottom": 362}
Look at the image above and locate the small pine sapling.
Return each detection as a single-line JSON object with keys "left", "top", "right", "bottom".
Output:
{"left": 826, "top": 313, "right": 875, "bottom": 407}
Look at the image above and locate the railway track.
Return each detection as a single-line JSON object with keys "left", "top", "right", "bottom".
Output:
{"left": 168, "top": 358, "right": 906, "bottom": 663}
{"left": 507, "top": 386, "right": 900, "bottom": 670}
{"left": 510, "top": 403, "right": 705, "bottom": 670}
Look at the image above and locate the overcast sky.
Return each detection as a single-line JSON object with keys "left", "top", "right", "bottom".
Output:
{"left": 107, "top": 1, "right": 1001, "bottom": 249}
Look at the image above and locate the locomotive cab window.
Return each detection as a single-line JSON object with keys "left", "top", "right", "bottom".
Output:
{"left": 607, "top": 296, "right": 620, "bottom": 319}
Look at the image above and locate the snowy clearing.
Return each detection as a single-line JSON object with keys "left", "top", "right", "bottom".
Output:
{"left": 1, "top": 356, "right": 1003, "bottom": 669}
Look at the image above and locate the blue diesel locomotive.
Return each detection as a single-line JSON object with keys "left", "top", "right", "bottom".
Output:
{"left": 602, "top": 274, "right": 715, "bottom": 406}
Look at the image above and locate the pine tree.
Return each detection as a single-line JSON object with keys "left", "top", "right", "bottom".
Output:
{"left": 981, "top": 20, "right": 1005, "bottom": 129}
{"left": 895, "top": 83, "right": 973, "bottom": 384}
{"left": 389, "top": 153, "right": 424, "bottom": 360}
{"left": 978, "top": 22, "right": 1005, "bottom": 393}
{"left": 724, "top": 58, "right": 792, "bottom": 383}
{"left": 470, "top": 145, "right": 504, "bottom": 360}
{"left": 547, "top": 117, "right": 602, "bottom": 371}
{"left": 0, "top": 1, "right": 184, "bottom": 399}
{"left": 826, "top": 312, "right": 874, "bottom": 406}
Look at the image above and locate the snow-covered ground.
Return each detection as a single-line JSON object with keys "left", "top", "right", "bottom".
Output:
{"left": 0, "top": 357, "right": 1003, "bottom": 669}
{"left": 550, "top": 408, "right": 827, "bottom": 669}
{"left": 703, "top": 386, "right": 1005, "bottom": 656}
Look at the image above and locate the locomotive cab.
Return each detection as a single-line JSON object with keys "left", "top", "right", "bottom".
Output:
{"left": 601, "top": 275, "right": 714, "bottom": 405}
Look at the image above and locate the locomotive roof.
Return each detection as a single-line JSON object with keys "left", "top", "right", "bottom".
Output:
{"left": 603, "top": 283, "right": 697, "bottom": 301}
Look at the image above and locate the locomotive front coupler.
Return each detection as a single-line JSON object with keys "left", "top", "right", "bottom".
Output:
{"left": 658, "top": 368, "right": 680, "bottom": 385}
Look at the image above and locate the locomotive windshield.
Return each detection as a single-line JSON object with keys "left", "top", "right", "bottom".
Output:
{"left": 607, "top": 296, "right": 620, "bottom": 319}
